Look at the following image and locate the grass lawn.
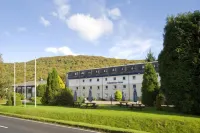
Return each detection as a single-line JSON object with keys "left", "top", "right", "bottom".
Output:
{"left": 0, "top": 104, "right": 200, "bottom": 133}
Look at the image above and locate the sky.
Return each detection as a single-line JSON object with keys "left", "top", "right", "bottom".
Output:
{"left": 0, "top": 0, "right": 199, "bottom": 63}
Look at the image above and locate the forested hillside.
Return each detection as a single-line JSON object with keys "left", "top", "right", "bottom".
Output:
{"left": 3, "top": 55, "right": 144, "bottom": 83}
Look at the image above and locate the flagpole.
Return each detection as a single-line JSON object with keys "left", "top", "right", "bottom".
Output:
{"left": 24, "top": 62, "right": 26, "bottom": 107}
{"left": 14, "top": 63, "right": 16, "bottom": 106}
{"left": 35, "top": 58, "right": 37, "bottom": 107}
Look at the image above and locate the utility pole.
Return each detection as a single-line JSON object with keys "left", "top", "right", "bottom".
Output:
{"left": 13, "top": 63, "right": 16, "bottom": 106}
{"left": 24, "top": 62, "right": 26, "bottom": 107}
{"left": 35, "top": 58, "right": 37, "bottom": 107}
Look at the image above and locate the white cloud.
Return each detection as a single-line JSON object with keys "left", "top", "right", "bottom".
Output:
{"left": 45, "top": 46, "right": 77, "bottom": 55}
{"left": 66, "top": 14, "right": 113, "bottom": 41}
{"left": 17, "top": 27, "right": 27, "bottom": 32}
{"left": 108, "top": 8, "right": 121, "bottom": 20}
{"left": 109, "top": 38, "right": 161, "bottom": 59}
{"left": 51, "top": 11, "right": 58, "bottom": 17}
{"left": 40, "top": 16, "right": 51, "bottom": 27}
{"left": 109, "top": 19, "right": 162, "bottom": 59}
{"left": 53, "top": 0, "right": 70, "bottom": 20}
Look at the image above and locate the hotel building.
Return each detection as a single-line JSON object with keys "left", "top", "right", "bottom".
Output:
{"left": 66, "top": 61, "right": 160, "bottom": 101}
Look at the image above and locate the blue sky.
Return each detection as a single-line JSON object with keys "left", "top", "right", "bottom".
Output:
{"left": 0, "top": 0, "right": 199, "bottom": 63}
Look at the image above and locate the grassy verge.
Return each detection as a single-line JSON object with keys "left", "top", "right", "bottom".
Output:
{"left": 0, "top": 105, "right": 200, "bottom": 133}
{"left": 0, "top": 111, "right": 146, "bottom": 133}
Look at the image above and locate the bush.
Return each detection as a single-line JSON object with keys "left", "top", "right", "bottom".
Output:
{"left": 156, "top": 93, "right": 165, "bottom": 110}
{"left": 115, "top": 90, "right": 122, "bottom": 101}
{"left": 31, "top": 97, "right": 42, "bottom": 104}
{"left": 77, "top": 96, "right": 85, "bottom": 103}
{"left": 10, "top": 93, "right": 22, "bottom": 106}
{"left": 6, "top": 93, "right": 12, "bottom": 106}
{"left": 54, "top": 88, "right": 73, "bottom": 106}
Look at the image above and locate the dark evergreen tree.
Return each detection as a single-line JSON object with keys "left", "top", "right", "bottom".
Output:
{"left": 145, "top": 49, "right": 156, "bottom": 62}
{"left": 158, "top": 11, "right": 200, "bottom": 114}
{"left": 51, "top": 68, "right": 59, "bottom": 96}
{"left": 142, "top": 63, "right": 159, "bottom": 106}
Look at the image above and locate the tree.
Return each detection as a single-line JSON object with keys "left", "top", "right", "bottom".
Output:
{"left": 158, "top": 11, "right": 200, "bottom": 114}
{"left": 41, "top": 72, "right": 53, "bottom": 104}
{"left": 142, "top": 63, "right": 159, "bottom": 106}
{"left": 37, "top": 84, "right": 46, "bottom": 97}
{"left": 145, "top": 49, "right": 156, "bottom": 62}
{"left": 115, "top": 90, "right": 122, "bottom": 101}
{"left": 58, "top": 76, "right": 65, "bottom": 89}
{"left": 51, "top": 68, "right": 60, "bottom": 95}
{"left": 0, "top": 54, "right": 11, "bottom": 100}
{"left": 41, "top": 68, "right": 64, "bottom": 105}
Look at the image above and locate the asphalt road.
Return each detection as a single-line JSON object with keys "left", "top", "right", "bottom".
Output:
{"left": 0, "top": 115, "right": 99, "bottom": 133}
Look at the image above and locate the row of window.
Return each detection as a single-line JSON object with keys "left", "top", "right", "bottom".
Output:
{"left": 74, "top": 64, "right": 152, "bottom": 76}
{"left": 76, "top": 84, "right": 136, "bottom": 90}
{"left": 82, "top": 76, "right": 136, "bottom": 82}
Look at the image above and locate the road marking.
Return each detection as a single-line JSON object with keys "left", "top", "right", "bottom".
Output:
{"left": 0, "top": 115, "right": 99, "bottom": 133}
{"left": 0, "top": 125, "right": 8, "bottom": 129}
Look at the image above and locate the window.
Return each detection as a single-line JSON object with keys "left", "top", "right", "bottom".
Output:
{"left": 83, "top": 87, "right": 85, "bottom": 90}
{"left": 133, "top": 84, "right": 136, "bottom": 88}
{"left": 123, "top": 85, "right": 126, "bottom": 88}
{"left": 81, "top": 72, "right": 84, "bottom": 75}
{"left": 96, "top": 70, "right": 99, "bottom": 73}
{"left": 76, "top": 87, "right": 78, "bottom": 90}
{"left": 97, "top": 86, "right": 100, "bottom": 90}
{"left": 113, "top": 77, "right": 116, "bottom": 80}
{"left": 97, "top": 78, "right": 99, "bottom": 82}
{"left": 90, "top": 79, "right": 92, "bottom": 82}
{"left": 112, "top": 68, "right": 116, "bottom": 71}
{"left": 28, "top": 88, "right": 32, "bottom": 93}
{"left": 104, "top": 69, "right": 107, "bottom": 72}
{"left": 83, "top": 79, "right": 85, "bottom": 82}
{"left": 105, "top": 86, "right": 108, "bottom": 90}
{"left": 74, "top": 72, "right": 77, "bottom": 75}
{"left": 131, "top": 66, "right": 136, "bottom": 70}
{"left": 114, "top": 85, "right": 117, "bottom": 89}
{"left": 105, "top": 78, "right": 107, "bottom": 81}
{"left": 121, "top": 67, "right": 124, "bottom": 71}
{"left": 123, "top": 77, "right": 126, "bottom": 80}
{"left": 90, "top": 86, "right": 92, "bottom": 89}
{"left": 133, "top": 76, "right": 136, "bottom": 80}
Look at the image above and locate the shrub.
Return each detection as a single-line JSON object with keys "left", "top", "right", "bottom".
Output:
{"left": 6, "top": 93, "right": 12, "bottom": 106}
{"left": 156, "top": 93, "right": 165, "bottom": 110}
{"left": 77, "top": 96, "right": 85, "bottom": 103}
{"left": 115, "top": 90, "right": 122, "bottom": 101}
{"left": 10, "top": 93, "right": 22, "bottom": 106}
{"left": 31, "top": 97, "right": 42, "bottom": 104}
{"left": 54, "top": 88, "right": 73, "bottom": 106}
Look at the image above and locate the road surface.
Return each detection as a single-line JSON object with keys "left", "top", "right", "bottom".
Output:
{"left": 0, "top": 115, "right": 99, "bottom": 133}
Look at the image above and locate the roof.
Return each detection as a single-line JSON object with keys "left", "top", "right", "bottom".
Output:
{"left": 14, "top": 80, "right": 47, "bottom": 87}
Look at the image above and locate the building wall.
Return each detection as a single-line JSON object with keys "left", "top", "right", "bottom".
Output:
{"left": 68, "top": 73, "right": 160, "bottom": 101}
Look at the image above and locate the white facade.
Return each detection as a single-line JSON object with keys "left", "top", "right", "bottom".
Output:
{"left": 68, "top": 73, "right": 160, "bottom": 101}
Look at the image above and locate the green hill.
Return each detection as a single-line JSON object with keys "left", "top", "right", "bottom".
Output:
{"left": 3, "top": 55, "right": 144, "bottom": 83}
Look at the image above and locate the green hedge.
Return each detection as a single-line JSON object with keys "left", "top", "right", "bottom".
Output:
{"left": 0, "top": 105, "right": 199, "bottom": 133}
